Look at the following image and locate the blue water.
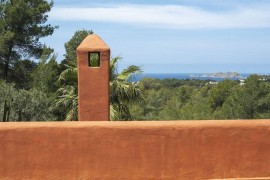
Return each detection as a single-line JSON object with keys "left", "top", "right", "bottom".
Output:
{"left": 129, "top": 73, "right": 258, "bottom": 82}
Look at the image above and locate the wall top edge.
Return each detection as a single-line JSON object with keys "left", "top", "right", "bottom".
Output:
{"left": 0, "top": 120, "right": 269, "bottom": 130}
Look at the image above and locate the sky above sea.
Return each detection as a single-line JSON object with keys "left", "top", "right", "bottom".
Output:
{"left": 43, "top": 0, "right": 270, "bottom": 73}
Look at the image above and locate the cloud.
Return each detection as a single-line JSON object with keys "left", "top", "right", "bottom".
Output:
{"left": 50, "top": 4, "right": 270, "bottom": 29}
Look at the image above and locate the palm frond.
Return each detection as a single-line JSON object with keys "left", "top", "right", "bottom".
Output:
{"left": 110, "top": 56, "right": 121, "bottom": 81}
{"left": 110, "top": 104, "right": 118, "bottom": 120}
{"left": 52, "top": 86, "right": 78, "bottom": 120}
{"left": 117, "top": 65, "right": 142, "bottom": 81}
{"left": 110, "top": 103, "right": 132, "bottom": 120}
{"left": 111, "top": 81, "right": 144, "bottom": 104}
{"left": 58, "top": 66, "right": 78, "bottom": 85}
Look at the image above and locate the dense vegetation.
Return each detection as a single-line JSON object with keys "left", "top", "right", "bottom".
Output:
{"left": 130, "top": 76, "right": 270, "bottom": 120}
{"left": 1, "top": 0, "right": 269, "bottom": 121}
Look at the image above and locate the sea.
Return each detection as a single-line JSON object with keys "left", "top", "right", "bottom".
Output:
{"left": 129, "top": 73, "right": 269, "bottom": 82}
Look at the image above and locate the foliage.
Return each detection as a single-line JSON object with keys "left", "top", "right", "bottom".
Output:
{"left": 31, "top": 47, "right": 59, "bottom": 94}
{"left": 52, "top": 85, "right": 78, "bottom": 121}
{"left": 110, "top": 57, "right": 144, "bottom": 120}
{"left": 9, "top": 59, "right": 37, "bottom": 89}
{"left": 130, "top": 76, "right": 270, "bottom": 120}
{"left": 0, "top": 0, "right": 57, "bottom": 81}
{"left": 52, "top": 65, "right": 78, "bottom": 120}
{"left": 0, "top": 80, "right": 56, "bottom": 121}
{"left": 60, "top": 30, "right": 93, "bottom": 70}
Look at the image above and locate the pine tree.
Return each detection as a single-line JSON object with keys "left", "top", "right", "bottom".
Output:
{"left": 0, "top": 0, "right": 57, "bottom": 81}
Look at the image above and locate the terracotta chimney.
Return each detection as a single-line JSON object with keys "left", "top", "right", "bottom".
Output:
{"left": 77, "top": 34, "right": 110, "bottom": 121}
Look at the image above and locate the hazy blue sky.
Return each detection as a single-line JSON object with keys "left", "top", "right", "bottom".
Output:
{"left": 43, "top": 0, "right": 270, "bottom": 73}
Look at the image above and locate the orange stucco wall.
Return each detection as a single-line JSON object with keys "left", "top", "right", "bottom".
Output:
{"left": 0, "top": 120, "right": 270, "bottom": 179}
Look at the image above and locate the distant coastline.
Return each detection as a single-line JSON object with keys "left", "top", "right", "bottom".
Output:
{"left": 129, "top": 72, "right": 270, "bottom": 82}
{"left": 200, "top": 72, "right": 241, "bottom": 78}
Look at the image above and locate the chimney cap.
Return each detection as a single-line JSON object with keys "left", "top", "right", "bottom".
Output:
{"left": 77, "top": 34, "right": 110, "bottom": 52}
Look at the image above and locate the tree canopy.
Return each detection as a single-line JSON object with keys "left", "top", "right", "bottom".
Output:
{"left": 0, "top": 0, "right": 57, "bottom": 81}
{"left": 130, "top": 76, "right": 270, "bottom": 120}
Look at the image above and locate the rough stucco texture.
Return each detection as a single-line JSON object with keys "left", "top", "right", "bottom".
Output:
{"left": 0, "top": 120, "right": 270, "bottom": 180}
{"left": 77, "top": 34, "right": 110, "bottom": 121}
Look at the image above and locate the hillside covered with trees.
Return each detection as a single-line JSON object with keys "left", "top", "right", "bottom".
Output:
{"left": 130, "top": 76, "right": 270, "bottom": 120}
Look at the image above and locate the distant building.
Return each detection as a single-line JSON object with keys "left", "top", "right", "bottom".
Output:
{"left": 239, "top": 79, "right": 245, "bottom": 86}
{"left": 206, "top": 81, "right": 218, "bottom": 85}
